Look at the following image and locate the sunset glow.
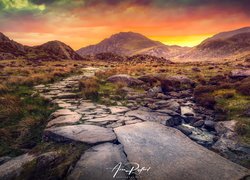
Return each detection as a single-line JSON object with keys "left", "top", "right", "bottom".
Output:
{"left": 0, "top": 0, "right": 249, "bottom": 49}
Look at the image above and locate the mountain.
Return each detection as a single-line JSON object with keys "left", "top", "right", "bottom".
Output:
{"left": 77, "top": 32, "right": 189, "bottom": 59}
{"left": 203, "top": 27, "right": 250, "bottom": 42}
{"left": 0, "top": 32, "right": 26, "bottom": 60}
{"left": 26, "top": 41, "right": 83, "bottom": 61}
{"left": 178, "top": 27, "right": 250, "bottom": 61}
{"left": 0, "top": 32, "right": 83, "bottom": 61}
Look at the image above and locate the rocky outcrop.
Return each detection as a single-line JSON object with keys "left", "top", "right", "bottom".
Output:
{"left": 114, "top": 122, "right": 249, "bottom": 180}
{"left": 44, "top": 125, "right": 117, "bottom": 145}
{"left": 68, "top": 143, "right": 129, "bottom": 180}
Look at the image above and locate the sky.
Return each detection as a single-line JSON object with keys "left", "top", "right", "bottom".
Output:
{"left": 0, "top": 0, "right": 250, "bottom": 49}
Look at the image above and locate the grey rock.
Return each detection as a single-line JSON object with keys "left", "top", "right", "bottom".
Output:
{"left": 181, "top": 106, "right": 195, "bottom": 117}
{"left": 125, "top": 110, "right": 170, "bottom": 123}
{"left": 44, "top": 125, "right": 116, "bottom": 145}
{"left": 215, "top": 120, "right": 237, "bottom": 134}
{"left": 0, "top": 154, "right": 36, "bottom": 180}
{"left": 68, "top": 143, "right": 129, "bottom": 180}
{"left": 47, "top": 113, "right": 82, "bottom": 127}
{"left": 86, "top": 115, "right": 118, "bottom": 123}
{"left": 193, "top": 120, "right": 204, "bottom": 127}
{"left": 108, "top": 106, "right": 130, "bottom": 114}
{"left": 204, "top": 120, "right": 216, "bottom": 130}
{"left": 114, "top": 122, "right": 249, "bottom": 180}
{"left": 230, "top": 69, "right": 250, "bottom": 78}
{"left": 176, "top": 125, "right": 192, "bottom": 136}
{"left": 50, "top": 109, "right": 77, "bottom": 118}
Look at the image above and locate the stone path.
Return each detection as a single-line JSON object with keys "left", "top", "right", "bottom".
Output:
{"left": 1, "top": 67, "right": 248, "bottom": 179}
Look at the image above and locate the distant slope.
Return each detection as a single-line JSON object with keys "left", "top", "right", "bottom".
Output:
{"left": 0, "top": 32, "right": 83, "bottom": 61}
{"left": 26, "top": 41, "right": 83, "bottom": 61}
{"left": 178, "top": 27, "right": 250, "bottom": 61}
{"left": 0, "top": 32, "right": 26, "bottom": 60}
{"left": 77, "top": 32, "right": 189, "bottom": 59}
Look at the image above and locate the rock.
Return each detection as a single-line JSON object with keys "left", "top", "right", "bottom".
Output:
{"left": 155, "top": 108, "right": 179, "bottom": 116}
{"left": 0, "top": 156, "right": 11, "bottom": 165}
{"left": 193, "top": 120, "right": 204, "bottom": 127}
{"left": 125, "top": 120, "right": 143, "bottom": 125}
{"left": 50, "top": 109, "right": 77, "bottom": 118}
{"left": 68, "top": 143, "right": 129, "bottom": 180}
{"left": 230, "top": 69, "right": 250, "bottom": 78}
{"left": 181, "top": 106, "right": 195, "bottom": 117}
{"left": 86, "top": 115, "right": 118, "bottom": 123}
{"left": 125, "top": 110, "right": 171, "bottom": 123}
{"left": 44, "top": 125, "right": 116, "bottom": 145}
{"left": 163, "top": 115, "right": 183, "bottom": 127}
{"left": 0, "top": 154, "right": 36, "bottom": 180}
{"left": 108, "top": 106, "right": 130, "bottom": 114}
{"left": 47, "top": 113, "right": 82, "bottom": 127}
{"left": 192, "top": 67, "right": 201, "bottom": 72}
{"left": 147, "top": 86, "right": 162, "bottom": 97}
{"left": 114, "top": 122, "right": 249, "bottom": 180}
{"left": 107, "top": 74, "right": 144, "bottom": 86}
{"left": 56, "top": 92, "right": 78, "bottom": 99}
{"left": 160, "top": 99, "right": 180, "bottom": 112}
{"left": 204, "top": 120, "right": 216, "bottom": 130}
{"left": 215, "top": 120, "right": 237, "bottom": 134}
{"left": 176, "top": 125, "right": 192, "bottom": 136}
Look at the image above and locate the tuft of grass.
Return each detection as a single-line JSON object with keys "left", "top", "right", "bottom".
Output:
{"left": 214, "top": 89, "right": 250, "bottom": 144}
{"left": 79, "top": 76, "right": 100, "bottom": 101}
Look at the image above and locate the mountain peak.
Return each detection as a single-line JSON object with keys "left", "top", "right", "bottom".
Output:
{"left": 0, "top": 32, "right": 10, "bottom": 42}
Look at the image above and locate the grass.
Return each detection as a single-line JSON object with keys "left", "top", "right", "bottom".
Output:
{"left": 214, "top": 89, "right": 250, "bottom": 144}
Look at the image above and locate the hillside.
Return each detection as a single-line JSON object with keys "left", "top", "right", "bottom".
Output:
{"left": 0, "top": 33, "right": 83, "bottom": 61}
{"left": 77, "top": 32, "right": 188, "bottom": 59}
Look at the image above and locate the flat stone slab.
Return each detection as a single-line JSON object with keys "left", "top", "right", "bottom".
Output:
{"left": 68, "top": 143, "right": 129, "bottom": 180}
{"left": 108, "top": 106, "right": 130, "bottom": 114}
{"left": 0, "top": 154, "right": 36, "bottom": 180}
{"left": 50, "top": 109, "right": 77, "bottom": 118}
{"left": 47, "top": 113, "right": 82, "bottom": 127}
{"left": 125, "top": 110, "right": 171, "bottom": 123}
{"left": 86, "top": 115, "right": 118, "bottom": 123}
{"left": 44, "top": 125, "right": 116, "bottom": 145}
{"left": 114, "top": 122, "right": 249, "bottom": 180}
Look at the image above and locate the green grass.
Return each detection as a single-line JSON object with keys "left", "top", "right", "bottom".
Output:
{"left": 0, "top": 85, "right": 57, "bottom": 157}
{"left": 214, "top": 89, "right": 250, "bottom": 144}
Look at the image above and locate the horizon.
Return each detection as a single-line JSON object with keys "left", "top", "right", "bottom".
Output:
{"left": 1, "top": 0, "right": 250, "bottom": 49}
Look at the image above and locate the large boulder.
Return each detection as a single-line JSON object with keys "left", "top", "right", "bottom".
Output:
{"left": 68, "top": 143, "right": 129, "bottom": 180}
{"left": 114, "top": 122, "right": 249, "bottom": 180}
{"left": 107, "top": 74, "right": 144, "bottom": 86}
{"left": 230, "top": 69, "right": 250, "bottom": 78}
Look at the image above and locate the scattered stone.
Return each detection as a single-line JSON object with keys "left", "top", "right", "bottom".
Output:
{"left": 50, "top": 109, "right": 76, "bottom": 118}
{"left": 230, "top": 69, "right": 250, "bottom": 78}
{"left": 176, "top": 125, "right": 192, "bottom": 136}
{"left": 125, "top": 120, "right": 143, "bottom": 125}
{"left": 125, "top": 110, "right": 170, "bottom": 123}
{"left": 108, "top": 106, "right": 130, "bottom": 114}
{"left": 215, "top": 120, "right": 237, "bottom": 134}
{"left": 68, "top": 143, "right": 129, "bottom": 180}
{"left": 204, "top": 120, "right": 216, "bottom": 130}
{"left": 193, "top": 120, "right": 204, "bottom": 127}
{"left": 181, "top": 106, "right": 195, "bottom": 117}
{"left": 44, "top": 125, "right": 116, "bottom": 145}
{"left": 86, "top": 115, "right": 118, "bottom": 123}
{"left": 163, "top": 115, "right": 183, "bottom": 127}
{"left": 114, "top": 122, "right": 249, "bottom": 180}
{"left": 47, "top": 113, "right": 82, "bottom": 127}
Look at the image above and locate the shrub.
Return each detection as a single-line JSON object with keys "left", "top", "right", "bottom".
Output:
{"left": 79, "top": 77, "right": 100, "bottom": 101}
{"left": 237, "top": 78, "right": 250, "bottom": 96}
{"left": 194, "top": 85, "right": 216, "bottom": 96}
{"left": 194, "top": 93, "right": 216, "bottom": 109}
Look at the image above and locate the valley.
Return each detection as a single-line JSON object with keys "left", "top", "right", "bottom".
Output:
{"left": 0, "top": 26, "right": 250, "bottom": 179}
